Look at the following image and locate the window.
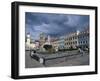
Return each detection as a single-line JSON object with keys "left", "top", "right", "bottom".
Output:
{"left": 86, "top": 41, "right": 87, "bottom": 44}
{"left": 67, "top": 43, "right": 69, "bottom": 45}
{"left": 73, "top": 37, "right": 74, "bottom": 39}
{"left": 83, "top": 41, "right": 85, "bottom": 44}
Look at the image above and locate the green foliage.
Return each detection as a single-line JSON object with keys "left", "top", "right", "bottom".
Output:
{"left": 43, "top": 44, "right": 52, "bottom": 50}
{"left": 43, "top": 44, "right": 56, "bottom": 53}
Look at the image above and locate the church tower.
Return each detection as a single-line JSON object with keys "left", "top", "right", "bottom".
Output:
{"left": 26, "top": 33, "right": 31, "bottom": 45}
{"left": 39, "top": 32, "right": 46, "bottom": 46}
{"left": 76, "top": 30, "right": 80, "bottom": 46}
{"left": 77, "top": 30, "right": 80, "bottom": 35}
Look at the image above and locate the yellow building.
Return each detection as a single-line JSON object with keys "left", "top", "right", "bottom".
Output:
{"left": 65, "top": 32, "right": 78, "bottom": 49}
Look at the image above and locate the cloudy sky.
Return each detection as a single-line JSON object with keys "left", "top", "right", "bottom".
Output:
{"left": 25, "top": 12, "right": 89, "bottom": 40}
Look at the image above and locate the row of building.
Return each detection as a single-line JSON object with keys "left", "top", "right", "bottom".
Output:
{"left": 26, "top": 28, "right": 89, "bottom": 51}
{"left": 52, "top": 29, "right": 89, "bottom": 51}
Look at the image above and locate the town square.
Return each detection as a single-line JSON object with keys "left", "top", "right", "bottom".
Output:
{"left": 25, "top": 12, "right": 89, "bottom": 68}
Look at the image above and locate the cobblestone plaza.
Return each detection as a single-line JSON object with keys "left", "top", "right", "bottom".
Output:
{"left": 25, "top": 50, "right": 89, "bottom": 68}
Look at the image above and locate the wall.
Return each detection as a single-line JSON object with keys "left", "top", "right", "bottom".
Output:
{"left": 0, "top": 0, "right": 99, "bottom": 81}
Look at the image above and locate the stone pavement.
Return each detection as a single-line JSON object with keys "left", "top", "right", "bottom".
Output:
{"left": 25, "top": 50, "right": 89, "bottom": 68}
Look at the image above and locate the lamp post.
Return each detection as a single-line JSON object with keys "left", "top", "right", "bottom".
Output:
{"left": 77, "top": 30, "right": 80, "bottom": 47}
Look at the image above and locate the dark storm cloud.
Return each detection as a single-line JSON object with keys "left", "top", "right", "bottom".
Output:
{"left": 25, "top": 12, "right": 89, "bottom": 40}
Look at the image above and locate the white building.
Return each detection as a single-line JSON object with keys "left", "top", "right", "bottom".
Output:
{"left": 65, "top": 32, "right": 78, "bottom": 49}
{"left": 25, "top": 33, "right": 36, "bottom": 50}
{"left": 65, "top": 29, "right": 89, "bottom": 50}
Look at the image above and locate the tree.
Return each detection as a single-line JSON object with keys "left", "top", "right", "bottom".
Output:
{"left": 43, "top": 44, "right": 52, "bottom": 50}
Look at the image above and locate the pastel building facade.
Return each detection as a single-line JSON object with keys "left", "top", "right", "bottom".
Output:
{"left": 57, "top": 36, "right": 65, "bottom": 50}
{"left": 51, "top": 29, "right": 89, "bottom": 50}
{"left": 64, "top": 32, "right": 78, "bottom": 49}
{"left": 77, "top": 30, "right": 89, "bottom": 49}
{"left": 25, "top": 28, "right": 89, "bottom": 51}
